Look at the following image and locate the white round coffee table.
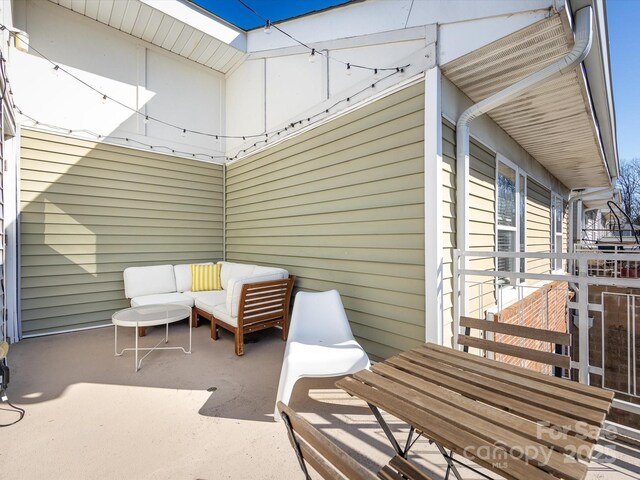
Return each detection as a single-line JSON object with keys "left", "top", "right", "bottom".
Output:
{"left": 112, "top": 304, "right": 192, "bottom": 371}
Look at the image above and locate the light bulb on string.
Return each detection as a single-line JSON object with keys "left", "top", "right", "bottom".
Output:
{"left": 181, "top": 129, "right": 186, "bottom": 137}
{"left": 397, "top": 67, "right": 405, "bottom": 78}
{"left": 101, "top": 94, "right": 107, "bottom": 104}
{"left": 144, "top": 115, "right": 149, "bottom": 125}
{"left": 264, "top": 20, "right": 271, "bottom": 34}
{"left": 373, "top": 68, "right": 379, "bottom": 78}
{"left": 309, "top": 48, "right": 316, "bottom": 63}
{"left": 346, "top": 63, "right": 351, "bottom": 76}
{"left": 51, "top": 65, "right": 60, "bottom": 77}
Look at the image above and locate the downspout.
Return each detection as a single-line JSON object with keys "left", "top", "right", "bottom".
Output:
{"left": 455, "top": 6, "right": 594, "bottom": 317}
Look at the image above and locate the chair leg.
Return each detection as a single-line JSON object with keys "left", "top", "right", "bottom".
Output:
{"left": 211, "top": 321, "right": 218, "bottom": 341}
{"left": 235, "top": 329, "right": 244, "bottom": 356}
{"left": 138, "top": 327, "right": 146, "bottom": 337}
{"left": 274, "top": 366, "right": 301, "bottom": 421}
{"left": 281, "top": 319, "right": 289, "bottom": 341}
{"left": 191, "top": 310, "right": 199, "bottom": 328}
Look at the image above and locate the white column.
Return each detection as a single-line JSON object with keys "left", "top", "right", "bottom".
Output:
{"left": 424, "top": 66, "right": 443, "bottom": 345}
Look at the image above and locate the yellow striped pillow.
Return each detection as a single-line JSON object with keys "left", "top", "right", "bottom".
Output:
{"left": 190, "top": 263, "right": 222, "bottom": 292}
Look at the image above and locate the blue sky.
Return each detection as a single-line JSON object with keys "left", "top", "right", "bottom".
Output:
{"left": 608, "top": 0, "right": 639, "bottom": 160}
{"left": 191, "top": 0, "right": 349, "bottom": 29}
{"left": 195, "top": 0, "right": 636, "bottom": 161}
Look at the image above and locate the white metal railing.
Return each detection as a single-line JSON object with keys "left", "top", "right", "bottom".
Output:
{"left": 454, "top": 249, "right": 640, "bottom": 419}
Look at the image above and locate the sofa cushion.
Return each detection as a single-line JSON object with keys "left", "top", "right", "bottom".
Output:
{"left": 174, "top": 262, "right": 213, "bottom": 293}
{"left": 123, "top": 265, "right": 176, "bottom": 299}
{"left": 191, "top": 264, "right": 222, "bottom": 291}
{"left": 212, "top": 303, "right": 237, "bottom": 327}
{"left": 130, "top": 292, "right": 194, "bottom": 308}
{"left": 226, "top": 268, "right": 288, "bottom": 318}
{"left": 218, "top": 262, "right": 257, "bottom": 290}
{"left": 184, "top": 290, "right": 226, "bottom": 302}
{"left": 194, "top": 290, "right": 227, "bottom": 315}
{"left": 191, "top": 290, "right": 227, "bottom": 308}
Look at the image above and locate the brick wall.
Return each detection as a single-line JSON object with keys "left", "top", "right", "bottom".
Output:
{"left": 493, "top": 281, "right": 572, "bottom": 374}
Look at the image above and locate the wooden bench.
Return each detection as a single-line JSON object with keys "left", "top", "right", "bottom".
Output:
{"left": 276, "top": 401, "right": 432, "bottom": 480}
{"left": 457, "top": 315, "right": 571, "bottom": 371}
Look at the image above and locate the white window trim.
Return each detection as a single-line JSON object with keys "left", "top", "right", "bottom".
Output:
{"left": 551, "top": 192, "right": 565, "bottom": 274}
{"left": 495, "top": 154, "right": 527, "bottom": 301}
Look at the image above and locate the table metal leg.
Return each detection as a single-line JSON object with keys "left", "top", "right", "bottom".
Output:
{"left": 367, "top": 404, "right": 420, "bottom": 458}
{"left": 165, "top": 322, "right": 169, "bottom": 344}
{"left": 135, "top": 322, "right": 139, "bottom": 372}
{"left": 435, "top": 444, "right": 464, "bottom": 480}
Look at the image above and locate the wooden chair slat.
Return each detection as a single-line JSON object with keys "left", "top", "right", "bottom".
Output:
{"left": 351, "top": 370, "right": 587, "bottom": 480}
{"left": 336, "top": 377, "right": 558, "bottom": 480}
{"left": 377, "top": 465, "right": 403, "bottom": 480}
{"left": 384, "top": 356, "right": 600, "bottom": 441}
{"left": 365, "top": 364, "right": 595, "bottom": 460}
{"left": 299, "top": 440, "right": 346, "bottom": 480}
{"left": 459, "top": 316, "right": 571, "bottom": 345}
{"left": 458, "top": 335, "right": 571, "bottom": 369}
{"left": 424, "top": 343, "right": 614, "bottom": 402}
{"left": 388, "top": 456, "right": 434, "bottom": 480}
{"left": 414, "top": 345, "right": 611, "bottom": 414}
{"left": 277, "top": 402, "right": 378, "bottom": 480}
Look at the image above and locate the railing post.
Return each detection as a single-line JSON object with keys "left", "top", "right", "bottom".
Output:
{"left": 453, "top": 249, "right": 460, "bottom": 349}
{"left": 578, "top": 257, "right": 590, "bottom": 385}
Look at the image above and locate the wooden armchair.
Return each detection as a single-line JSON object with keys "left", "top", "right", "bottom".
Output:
{"left": 277, "top": 401, "right": 432, "bottom": 480}
{"left": 196, "top": 276, "right": 295, "bottom": 356}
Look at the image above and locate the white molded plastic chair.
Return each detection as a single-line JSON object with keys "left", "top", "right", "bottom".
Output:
{"left": 274, "top": 290, "right": 370, "bottom": 420}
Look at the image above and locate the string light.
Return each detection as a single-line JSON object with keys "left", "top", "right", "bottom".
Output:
{"left": 2, "top": 22, "right": 412, "bottom": 163}
{"left": 237, "top": 0, "right": 407, "bottom": 74}
{"left": 16, "top": 107, "right": 227, "bottom": 161}
{"left": 51, "top": 65, "right": 59, "bottom": 76}
{"left": 264, "top": 20, "right": 271, "bottom": 34}
{"left": 1, "top": 25, "right": 267, "bottom": 141}
{"left": 309, "top": 48, "right": 316, "bottom": 63}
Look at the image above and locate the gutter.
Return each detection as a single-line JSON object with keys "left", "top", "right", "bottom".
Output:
{"left": 455, "top": 6, "right": 594, "bottom": 315}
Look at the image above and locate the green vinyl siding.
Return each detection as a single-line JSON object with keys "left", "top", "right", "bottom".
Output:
{"left": 442, "top": 119, "right": 497, "bottom": 345}
{"left": 527, "top": 178, "right": 552, "bottom": 277}
{"left": 226, "top": 82, "right": 426, "bottom": 360}
{"left": 20, "top": 130, "right": 224, "bottom": 336}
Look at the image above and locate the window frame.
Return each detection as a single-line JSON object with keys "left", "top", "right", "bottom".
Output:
{"left": 495, "top": 154, "right": 527, "bottom": 289}
{"left": 551, "top": 193, "right": 565, "bottom": 273}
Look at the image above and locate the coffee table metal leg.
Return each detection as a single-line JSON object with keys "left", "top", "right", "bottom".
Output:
{"left": 135, "top": 322, "right": 139, "bottom": 372}
{"left": 165, "top": 323, "right": 169, "bottom": 344}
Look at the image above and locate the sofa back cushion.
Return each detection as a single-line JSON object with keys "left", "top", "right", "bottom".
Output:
{"left": 226, "top": 266, "right": 289, "bottom": 317}
{"left": 174, "top": 262, "right": 213, "bottom": 292}
{"left": 123, "top": 265, "right": 177, "bottom": 299}
{"left": 218, "top": 262, "right": 258, "bottom": 290}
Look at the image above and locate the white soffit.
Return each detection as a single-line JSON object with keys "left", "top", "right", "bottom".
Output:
{"left": 442, "top": 13, "right": 610, "bottom": 189}
{"left": 47, "top": 0, "right": 247, "bottom": 74}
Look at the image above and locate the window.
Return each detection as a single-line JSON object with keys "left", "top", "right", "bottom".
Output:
{"left": 552, "top": 194, "right": 564, "bottom": 271}
{"left": 496, "top": 158, "right": 526, "bottom": 286}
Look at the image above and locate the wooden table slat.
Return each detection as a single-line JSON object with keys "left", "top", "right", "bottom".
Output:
{"left": 399, "top": 351, "right": 606, "bottom": 427}
{"left": 386, "top": 356, "right": 600, "bottom": 441}
{"left": 424, "top": 343, "right": 615, "bottom": 402}
{"left": 337, "top": 377, "right": 558, "bottom": 480}
{"left": 352, "top": 369, "right": 588, "bottom": 480}
{"left": 414, "top": 345, "right": 612, "bottom": 414}
{"left": 368, "top": 363, "right": 595, "bottom": 461}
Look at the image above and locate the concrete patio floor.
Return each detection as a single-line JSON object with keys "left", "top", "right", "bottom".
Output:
{"left": 1, "top": 323, "right": 639, "bottom": 479}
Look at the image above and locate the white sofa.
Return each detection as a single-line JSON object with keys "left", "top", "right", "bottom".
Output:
{"left": 123, "top": 262, "right": 295, "bottom": 355}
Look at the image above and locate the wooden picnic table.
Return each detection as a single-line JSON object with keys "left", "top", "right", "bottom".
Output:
{"left": 336, "top": 342, "right": 615, "bottom": 480}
